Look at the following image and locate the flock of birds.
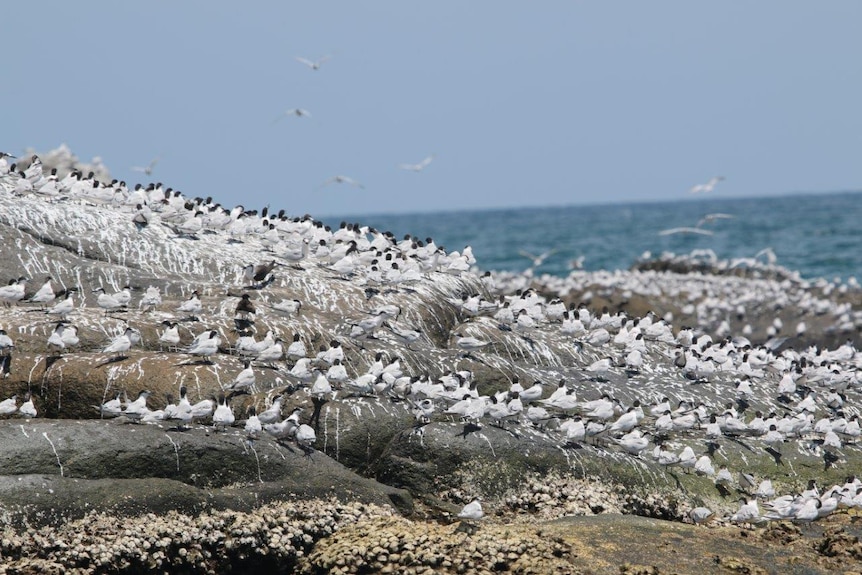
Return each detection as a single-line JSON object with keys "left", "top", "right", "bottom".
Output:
{"left": 267, "top": 54, "right": 435, "bottom": 191}
{"left": 1, "top": 154, "right": 861, "bottom": 527}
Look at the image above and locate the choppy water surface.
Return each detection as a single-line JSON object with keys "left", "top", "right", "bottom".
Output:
{"left": 328, "top": 191, "right": 862, "bottom": 280}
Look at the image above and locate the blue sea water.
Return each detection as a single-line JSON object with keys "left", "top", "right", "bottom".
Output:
{"left": 327, "top": 191, "right": 862, "bottom": 281}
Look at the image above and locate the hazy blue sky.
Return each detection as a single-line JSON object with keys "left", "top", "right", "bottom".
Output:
{"left": 3, "top": 2, "right": 860, "bottom": 217}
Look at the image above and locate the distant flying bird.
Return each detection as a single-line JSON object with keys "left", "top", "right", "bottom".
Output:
{"left": 131, "top": 157, "right": 159, "bottom": 177}
{"left": 272, "top": 108, "right": 311, "bottom": 123}
{"left": 658, "top": 227, "right": 715, "bottom": 237}
{"left": 689, "top": 176, "right": 725, "bottom": 194}
{"left": 696, "top": 213, "right": 735, "bottom": 227}
{"left": 518, "top": 249, "right": 556, "bottom": 268}
{"left": 318, "top": 175, "right": 364, "bottom": 190}
{"left": 399, "top": 155, "right": 435, "bottom": 172}
{"left": 295, "top": 55, "right": 331, "bottom": 70}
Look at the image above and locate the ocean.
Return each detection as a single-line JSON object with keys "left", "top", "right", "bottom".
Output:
{"left": 326, "top": 191, "right": 862, "bottom": 281}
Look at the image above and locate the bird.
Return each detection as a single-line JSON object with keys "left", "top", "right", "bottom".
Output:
{"left": 319, "top": 175, "right": 364, "bottom": 190}
{"left": 272, "top": 109, "right": 311, "bottom": 123}
{"left": 457, "top": 498, "right": 484, "bottom": 520}
{"left": 0, "top": 395, "right": 18, "bottom": 416}
{"left": 158, "top": 321, "right": 181, "bottom": 351}
{"left": 227, "top": 360, "right": 255, "bottom": 392}
{"left": 273, "top": 299, "right": 302, "bottom": 316}
{"left": 27, "top": 277, "right": 56, "bottom": 307}
{"left": 92, "top": 287, "right": 126, "bottom": 315}
{"left": 689, "top": 176, "right": 725, "bottom": 194}
{"left": 18, "top": 393, "right": 37, "bottom": 418}
{"left": 454, "top": 334, "right": 491, "bottom": 352}
{"left": 102, "top": 327, "right": 138, "bottom": 358}
{"left": 518, "top": 249, "right": 556, "bottom": 269}
{"left": 123, "top": 390, "right": 152, "bottom": 421}
{"left": 244, "top": 406, "right": 262, "bottom": 439}
{"left": 295, "top": 55, "right": 331, "bottom": 70}
{"left": 0, "top": 277, "right": 28, "bottom": 307}
{"left": 212, "top": 394, "right": 235, "bottom": 432}
{"left": 243, "top": 261, "right": 279, "bottom": 285}
{"left": 46, "top": 291, "right": 75, "bottom": 319}
{"left": 399, "top": 155, "right": 435, "bottom": 172}
{"left": 658, "top": 227, "right": 714, "bottom": 237}
{"left": 696, "top": 213, "right": 735, "bottom": 227}
{"left": 295, "top": 424, "right": 316, "bottom": 452}
{"left": 176, "top": 291, "right": 203, "bottom": 319}
{"left": 131, "top": 157, "right": 159, "bottom": 176}
{"left": 185, "top": 330, "right": 221, "bottom": 363}
{"left": 47, "top": 322, "right": 78, "bottom": 353}
{"left": 0, "top": 329, "right": 14, "bottom": 355}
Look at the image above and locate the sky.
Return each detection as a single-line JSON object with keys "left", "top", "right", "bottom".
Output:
{"left": 3, "top": 2, "right": 861, "bottom": 218}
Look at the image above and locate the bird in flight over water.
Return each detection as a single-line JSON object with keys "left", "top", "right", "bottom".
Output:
{"left": 689, "top": 176, "right": 725, "bottom": 194}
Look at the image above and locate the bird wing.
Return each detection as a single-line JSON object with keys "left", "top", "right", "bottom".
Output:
{"left": 295, "top": 56, "right": 315, "bottom": 67}
{"left": 658, "top": 227, "right": 714, "bottom": 236}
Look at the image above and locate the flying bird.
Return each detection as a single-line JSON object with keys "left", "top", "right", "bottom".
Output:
{"left": 295, "top": 55, "right": 331, "bottom": 70}
{"left": 399, "top": 155, "right": 435, "bottom": 172}
{"left": 131, "top": 157, "right": 159, "bottom": 176}
{"left": 272, "top": 109, "right": 311, "bottom": 123}
{"left": 518, "top": 249, "right": 556, "bottom": 268}
{"left": 318, "top": 175, "right": 364, "bottom": 190}
{"left": 697, "top": 213, "right": 735, "bottom": 227}
{"left": 658, "top": 227, "right": 714, "bottom": 237}
{"left": 689, "top": 176, "right": 725, "bottom": 194}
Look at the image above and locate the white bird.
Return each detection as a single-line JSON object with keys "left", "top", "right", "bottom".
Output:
{"left": 658, "top": 227, "right": 714, "bottom": 237}
{"left": 454, "top": 334, "right": 491, "bottom": 352}
{"left": 0, "top": 277, "right": 28, "bottom": 306}
{"left": 158, "top": 321, "right": 181, "bottom": 351}
{"left": 399, "top": 155, "right": 435, "bottom": 172}
{"left": 295, "top": 55, "right": 331, "bottom": 70}
{"left": 257, "top": 396, "right": 284, "bottom": 425}
{"left": 319, "top": 175, "right": 364, "bottom": 190}
{"left": 102, "top": 327, "right": 137, "bottom": 358}
{"left": 131, "top": 157, "right": 159, "bottom": 176}
{"left": 227, "top": 361, "right": 255, "bottom": 392}
{"left": 457, "top": 498, "right": 484, "bottom": 520}
{"left": 273, "top": 108, "right": 311, "bottom": 123}
{"left": 46, "top": 291, "right": 75, "bottom": 319}
{"left": 295, "top": 424, "right": 316, "bottom": 450}
{"left": 0, "top": 329, "right": 14, "bottom": 355}
{"left": 689, "top": 176, "right": 725, "bottom": 194}
{"left": 28, "top": 277, "right": 56, "bottom": 306}
{"left": 123, "top": 390, "right": 151, "bottom": 420}
{"left": 212, "top": 394, "right": 235, "bottom": 431}
{"left": 93, "top": 287, "right": 125, "bottom": 315}
{"left": 0, "top": 395, "right": 18, "bottom": 416}
{"left": 518, "top": 249, "right": 556, "bottom": 269}
{"left": 696, "top": 213, "right": 735, "bottom": 227}
{"left": 176, "top": 290, "right": 203, "bottom": 319}
{"left": 18, "top": 393, "right": 37, "bottom": 418}
{"left": 245, "top": 407, "right": 262, "bottom": 439}
{"left": 185, "top": 330, "right": 221, "bottom": 362}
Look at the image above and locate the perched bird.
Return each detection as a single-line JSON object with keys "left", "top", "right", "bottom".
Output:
{"left": 28, "top": 277, "right": 56, "bottom": 307}
{"left": 93, "top": 287, "right": 125, "bottom": 315}
{"left": 245, "top": 406, "right": 262, "bottom": 439}
{"left": 46, "top": 291, "right": 75, "bottom": 319}
{"left": 227, "top": 360, "right": 255, "bottom": 392}
{"left": 102, "top": 327, "right": 138, "bottom": 358}
{"left": 176, "top": 290, "right": 203, "bottom": 319}
{"left": 212, "top": 394, "right": 235, "bottom": 431}
{"left": 0, "top": 395, "right": 18, "bottom": 416}
{"left": 457, "top": 498, "right": 484, "bottom": 520}
{"left": 18, "top": 393, "right": 37, "bottom": 418}
{"left": 243, "top": 261, "right": 279, "bottom": 285}
{"left": 158, "top": 321, "right": 181, "bottom": 351}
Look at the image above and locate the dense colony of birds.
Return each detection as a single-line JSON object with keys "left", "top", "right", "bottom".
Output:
{"left": 0, "top": 150, "right": 861, "bottom": 532}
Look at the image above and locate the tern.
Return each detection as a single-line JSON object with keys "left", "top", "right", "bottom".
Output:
{"left": 295, "top": 55, "right": 331, "bottom": 70}
{"left": 689, "top": 176, "right": 725, "bottom": 194}
{"left": 399, "top": 155, "right": 434, "bottom": 172}
{"left": 272, "top": 108, "right": 311, "bottom": 123}
{"left": 131, "top": 157, "right": 159, "bottom": 176}
{"left": 318, "top": 175, "right": 364, "bottom": 190}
